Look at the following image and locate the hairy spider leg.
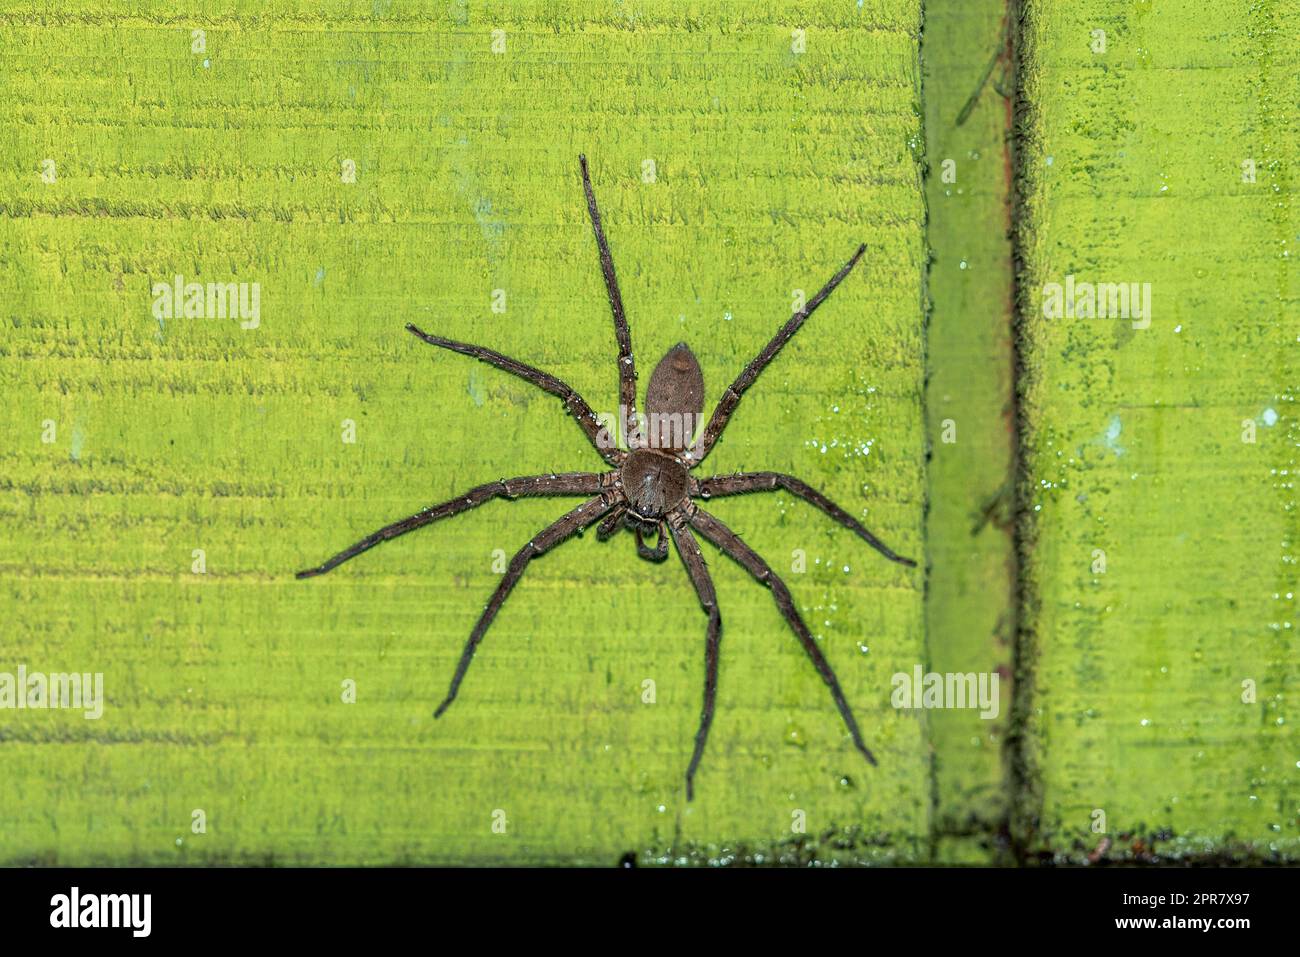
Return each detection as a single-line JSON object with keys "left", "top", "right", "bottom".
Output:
{"left": 406, "top": 324, "right": 623, "bottom": 468}
{"left": 434, "top": 494, "right": 617, "bottom": 718}
{"left": 596, "top": 505, "right": 627, "bottom": 541}
{"left": 634, "top": 522, "right": 669, "bottom": 562}
{"left": 666, "top": 514, "right": 721, "bottom": 801}
{"left": 694, "top": 471, "right": 915, "bottom": 567}
{"left": 688, "top": 244, "right": 867, "bottom": 468}
{"left": 296, "top": 472, "right": 607, "bottom": 579}
{"left": 688, "top": 506, "right": 878, "bottom": 767}
{"left": 578, "top": 155, "right": 639, "bottom": 450}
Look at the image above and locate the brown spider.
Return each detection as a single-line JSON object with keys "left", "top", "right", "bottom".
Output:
{"left": 298, "top": 155, "right": 916, "bottom": 799}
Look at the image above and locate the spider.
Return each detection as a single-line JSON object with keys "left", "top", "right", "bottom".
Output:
{"left": 298, "top": 155, "right": 916, "bottom": 799}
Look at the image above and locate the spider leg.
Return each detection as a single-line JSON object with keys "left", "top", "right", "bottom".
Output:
{"left": 578, "top": 155, "right": 639, "bottom": 448}
{"left": 666, "top": 512, "right": 721, "bottom": 801}
{"left": 687, "top": 244, "right": 866, "bottom": 468}
{"left": 405, "top": 324, "right": 624, "bottom": 467}
{"left": 434, "top": 494, "right": 616, "bottom": 718}
{"left": 688, "top": 506, "right": 878, "bottom": 767}
{"left": 694, "top": 472, "right": 915, "bottom": 566}
{"left": 634, "top": 521, "right": 669, "bottom": 562}
{"left": 596, "top": 505, "right": 627, "bottom": 541}
{"left": 296, "top": 472, "right": 610, "bottom": 579}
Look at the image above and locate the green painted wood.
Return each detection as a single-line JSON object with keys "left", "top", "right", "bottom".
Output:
{"left": 922, "top": 0, "right": 1018, "bottom": 863}
{"left": 1014, "top": 0, "right": 1298, "bottom": 862}
{"left": 0, "top": 1, "right": 927, "bottom": 865}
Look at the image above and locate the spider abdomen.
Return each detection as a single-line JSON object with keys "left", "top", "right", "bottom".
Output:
{"left": 620, "top": 448, "right": 688, "bottom": 520}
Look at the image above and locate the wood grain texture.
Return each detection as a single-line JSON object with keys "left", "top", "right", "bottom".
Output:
{"left": 922, "top": 0, "right": 1018, "bottom": 863}
{"left": 1014, "top": 0, "right": 1298, "bottom": 862}
{"left": 0, "top": 1, "right": 926, "bottom": 864}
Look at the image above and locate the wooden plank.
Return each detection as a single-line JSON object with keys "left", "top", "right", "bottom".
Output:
{"left": 1014, "top": 0, "right": 1299, "bottom": 862}
{"left": 922, "top": 0, "right": 1019, "bottom": 862}
{"left": 0, "top": 0, "right": 927, "bottom": 865}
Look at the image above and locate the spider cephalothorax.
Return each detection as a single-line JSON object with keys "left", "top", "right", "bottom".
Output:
{"left": 298, "top": 155, "right": 916, "bottom": 799}
{"left": 622, "top": 447, "right": 690, "bottom": 521}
